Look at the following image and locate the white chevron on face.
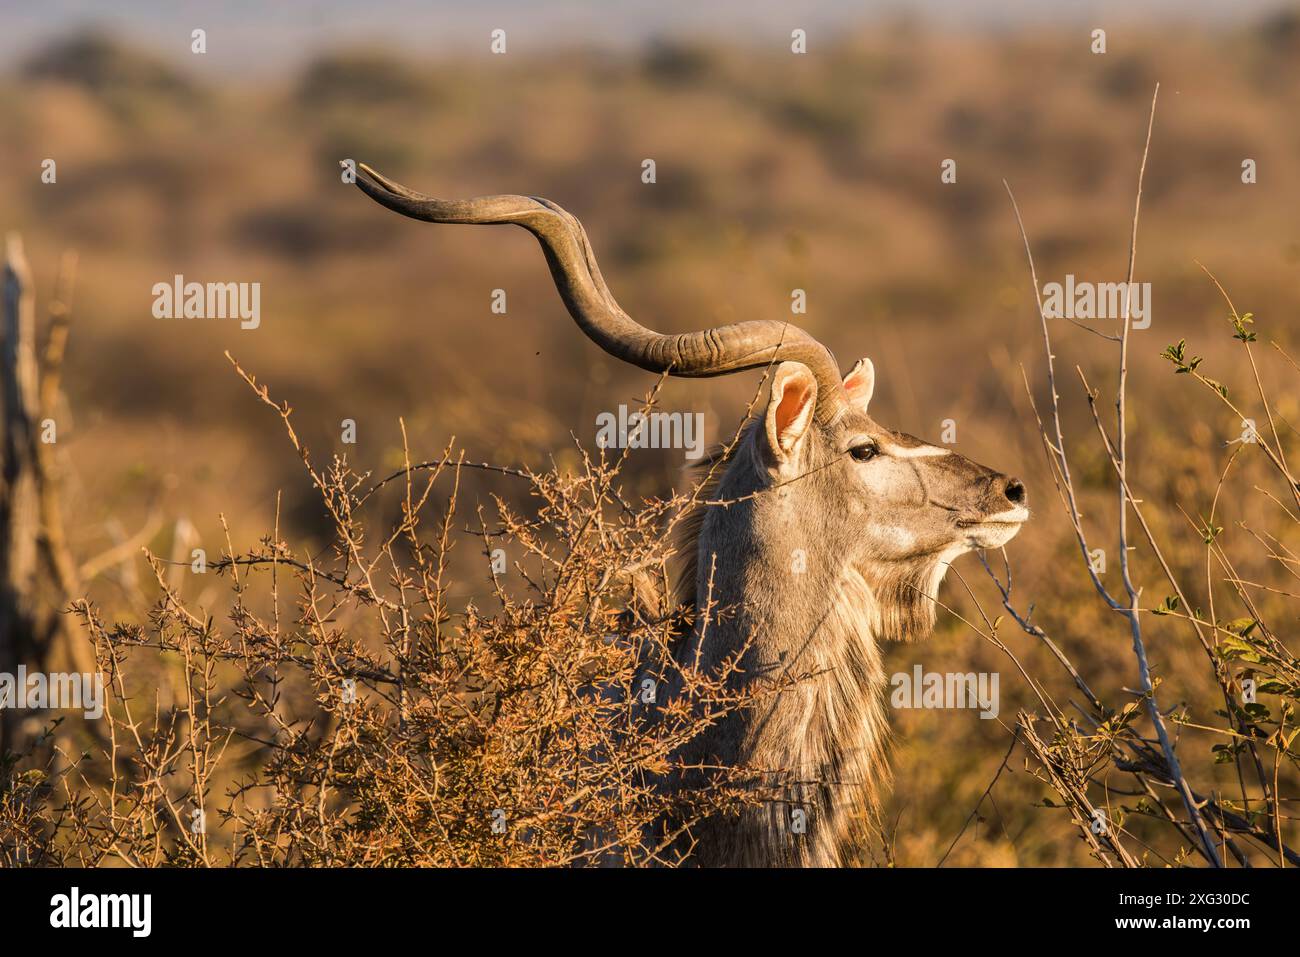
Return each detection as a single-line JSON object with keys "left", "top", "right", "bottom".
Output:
{"left": 883, "top": 443, "right": 952, "bottom": 459}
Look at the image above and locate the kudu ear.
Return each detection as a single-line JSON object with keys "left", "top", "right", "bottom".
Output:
{"left": 843, "top": 357, "right": 875, "bottom": 411}
{"left": 764, "top": 362, "right": 819, "bottom": 469}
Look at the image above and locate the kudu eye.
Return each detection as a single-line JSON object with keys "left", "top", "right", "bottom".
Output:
{"left": 849, "top": 442, "right": 880, "bottom": 463}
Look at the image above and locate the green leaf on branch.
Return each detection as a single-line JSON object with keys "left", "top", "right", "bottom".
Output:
{"left": 1231, "top": 312, "right": 1257, "bottom": 342}
{"left": 1151, "top": 595, "right": 1181, "bottom": 616}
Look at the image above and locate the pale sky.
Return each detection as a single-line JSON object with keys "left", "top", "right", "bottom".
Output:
{"left": 1, "top": 0, "right": 1292, "bottom": 76}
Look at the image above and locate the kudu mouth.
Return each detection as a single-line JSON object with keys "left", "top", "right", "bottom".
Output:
{"left": 955, "top": 507, "right": 1031, "bottom": 529}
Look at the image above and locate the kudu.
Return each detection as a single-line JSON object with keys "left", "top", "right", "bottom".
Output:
{"left": 350, "top": 164, "right": 1029, "bottom": 866}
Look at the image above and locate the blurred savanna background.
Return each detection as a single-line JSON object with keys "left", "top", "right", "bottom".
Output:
{"left": 2, "top": 0, "right": 1300, "bottom": 866}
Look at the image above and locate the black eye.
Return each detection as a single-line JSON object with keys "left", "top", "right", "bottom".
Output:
{"left": 850, "top": 442, "right": 880, "bottom": 462}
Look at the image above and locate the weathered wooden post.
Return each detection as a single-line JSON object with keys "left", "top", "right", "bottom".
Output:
{"left": 1, "top": 234, "right": 39, "bottom": 751}
{"left": 0, "top": 234, "right": 82, "bottom": 753}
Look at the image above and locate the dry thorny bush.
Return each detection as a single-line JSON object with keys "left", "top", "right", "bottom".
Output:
{"left": 902, "top": 92, "right": 1298, "bottom": 869}
{"left": 971, "top": 265, "right": 1300, "bottom": 869}
{"left": 947, "top": 88, "right": 1300, "bottom": 865}
{"left": 0, "top": 355, "right": 792, "bottom": 867}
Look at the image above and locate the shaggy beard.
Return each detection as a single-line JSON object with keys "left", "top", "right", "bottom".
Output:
{"left": 858, "top": 554, "right": 949, "bottom": 642}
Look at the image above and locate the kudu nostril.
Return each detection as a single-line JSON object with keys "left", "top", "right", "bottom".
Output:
{"left": 1004, "top": 478, "right": 1026, "bottom": 506}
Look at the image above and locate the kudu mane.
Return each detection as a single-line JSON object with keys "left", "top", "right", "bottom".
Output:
{"left": 669, "top": 440, "right": 735, "bottom": 613}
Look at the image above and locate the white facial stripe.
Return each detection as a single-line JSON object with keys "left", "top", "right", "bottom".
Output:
{"left": 884, "top": 444, "right": 952, "bottom": 459}
{"left": 925, "top": 545, "right": 968, "bottom": 598}
{"left": 981, "top": 506, "right": 1030, "bottom": 524}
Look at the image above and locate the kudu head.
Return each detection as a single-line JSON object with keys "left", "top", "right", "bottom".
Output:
{"left": 727, "top": 355, "right": 1028, "bottom": 640}
{"left": 348, "top": 163, "right": 1028, "bottom": 637}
